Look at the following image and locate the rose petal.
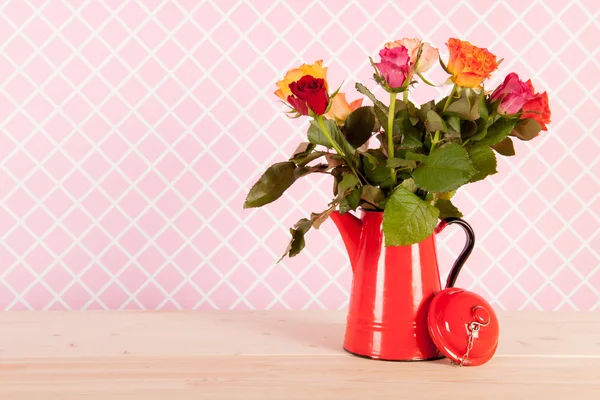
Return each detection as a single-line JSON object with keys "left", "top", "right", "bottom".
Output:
{"left": 305, "top": 89, "right": 329, "bottom": 115}
{"left": 379, "top": 47, "right": 410, "bottom": 68}
{"left": 375, "top": 61, "right": 408, "bottom": 88}
{"left": 287, "top": 95, "right": 309, "bottom": 116}
{"left": 414, "top": 42, "right": 439, "bottom": 73}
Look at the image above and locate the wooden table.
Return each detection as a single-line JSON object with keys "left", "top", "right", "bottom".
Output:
{"left": 0, "top": 311, "right": 599, "bottom": 399}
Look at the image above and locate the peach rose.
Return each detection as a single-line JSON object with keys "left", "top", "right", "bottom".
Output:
{"left": 324, "top": 93, "right": 363, "bottom": 124}
{"left": 385, "top": 38, "right": 439, "bottom": 73}
{"left": 446, "top": 38, "right": 498, "bottom": 88}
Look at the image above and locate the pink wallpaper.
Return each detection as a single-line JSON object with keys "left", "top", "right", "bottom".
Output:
{"left": 0, "top": 0, "right": 598, "bottom": 311}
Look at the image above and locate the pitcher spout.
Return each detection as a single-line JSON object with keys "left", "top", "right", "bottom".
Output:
{"left": 329, "top": 211, "right": 362, "bottom": 272}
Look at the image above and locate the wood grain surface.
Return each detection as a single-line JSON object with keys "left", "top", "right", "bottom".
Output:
{"left": 0, "top": 311, "right": 599, "bottom": 399}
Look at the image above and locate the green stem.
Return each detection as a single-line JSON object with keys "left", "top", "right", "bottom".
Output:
{"left": 430, "top": 130, "right": 441, "bottom": 153}
{"left": 388, "top": 92, "right": 397, "bottom": 180}
{"left": 316, "top": 116, "right": 364, "bottom": 186}
{"left": 443, "top": 85, "right": 457, "bottom": 112}
{"left": 403, "top": 90, "right": 409, "bottom": 103}
{"left": 430, "top": 85, "right": 458, "bottom": 153}
{"left": 317, "top": 116, "right": 345, "bottom": 157}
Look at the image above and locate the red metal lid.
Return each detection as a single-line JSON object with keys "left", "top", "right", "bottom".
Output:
{"left": 428, "top": 287, "right": 499, "bottom": 366}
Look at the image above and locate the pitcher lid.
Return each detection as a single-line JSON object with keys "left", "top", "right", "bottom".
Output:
{"left": 428, "top": 287, "right": 499, "bottom": 366}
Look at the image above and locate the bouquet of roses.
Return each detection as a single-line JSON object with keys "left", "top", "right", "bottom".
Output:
{"left": 244, "top": 38, "right": 551, "bottom": 261}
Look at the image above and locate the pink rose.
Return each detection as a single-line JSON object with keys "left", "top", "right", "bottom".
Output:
{"left": 375, "top": 46, "right": 410, "bottom": 89}
{"left": 385, "top": 38, "right": 439, "bottom": 73}
{"left": 490, "top": 72, "right": 536, "bottom": 115}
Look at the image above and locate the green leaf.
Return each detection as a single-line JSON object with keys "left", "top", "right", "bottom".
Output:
{"left": 461, "top": 120, "right": 477, "bottom": 138}
{"left": 401, "top": 178, "right": 418, "bottom": 193}
{"left": 471, "top": 118, "right": 488, "bottom": 141}
{"left": 479, "top": 90, "right": 489, "bottom": 122}
{"left": 325, "top": 153, "right": 344, "bottom": 169}
{"left": 291, "top": 151, "right": 327, "bottom": 167}
{"left": 394, "top": 99, "right": 409, "bottom": 112}
{"left": 244, "top": 162, "right": 297, "bottom": 208}
{"left": 387, "top": 157, "right": 417, "bottom": 169}
{"left": 476, "top": 118, "right": 518, "bottom": 146}
{"left": 397, "top": 109, "right": 423, "bottom": 149}
{"left": 401, "top": 129, "right": 423, "bottom": 148}
{"left": 444, "top": 91, "right": 480, "bottom": 120}
{"left": 293, "top": 163, "right": 330, "bottom": 179}
{"left": 412, "top": 143, "right": 475, "bottom": 192}
{"left": 278, "top": 218, "right": 313, "bottom": 262}
{"left": 311, "top": 207, "right": 335, "bottom": 230}
{"left": 307, "top": 119, "right": 332, "bottom": 147}
{"left": 291, "top": 142, "right": 315, "bottom": 158}
{"left": 512, "top": 118, "right": 542, "bottom": 141}
{"left": 355, "top": 82, "right": 387, "bottom": 113}
{"left": 337, "top": 173, "right": 359, "bottom": 196}
{"left": 340, "top": 187, "right": 361, "bottom": 214}
{"left": 360, "top": 185, "right": 385, "bottom": 207}
{"left": 469, "top": 93, "right": 480, "bottom": 121}
{"left": 382, "top": 187, "right": 440, "bottom": 246}
{"left": 444, "top": 96, "right": 471, "bottom": 119}
{"left": 425, "top": 110, "right": 447, "bottom": 132}
{"left": 373, "top": 106, "right": 401, "bottom": 137}
{"left": 491, "top": 137, "right": 516, "bottom": 156}
{"left": 435, "top": 198, "right": 463, "bottom": 219}
{"left": 404, "top": 151, "right": 428, "bottom": 162}
{"left": 308, "top": 119, "right": 355, "bottom": 158}
{"left": 447, "top": 115, "right": 461, "bottom": 133}
{"left": 467, "top": 145, "right": 498, "bottom": 183}
{"left": 418, "top": 100, "right": 435, "bottom": 122}
{"left": 344, "top": 106, "right": 375, "bottom": 148}
{"left": 363, "top": 151, "right": 391, "bottom": 184}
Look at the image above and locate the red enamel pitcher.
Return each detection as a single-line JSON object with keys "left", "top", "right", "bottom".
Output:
{"left": 330, "top": 209, "right": 475, "bottom": 361}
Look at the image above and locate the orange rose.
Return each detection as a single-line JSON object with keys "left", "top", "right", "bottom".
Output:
{"left": 324, "top": 93, "right": 363, "bottom": 124}
{"left": 275, "top": 60, "right": 328, "bottom": 101}
{"left": 446, "top": 38, "right": 498, "bottom": 88}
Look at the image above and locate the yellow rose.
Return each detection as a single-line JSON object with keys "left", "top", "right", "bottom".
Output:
{"left": 275, "top": 60, "right": 328, "bottom": 101}
{"left": 324, "top": 93, "right": 363, "bottom": 124}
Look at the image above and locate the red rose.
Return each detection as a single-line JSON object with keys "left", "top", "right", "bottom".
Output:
{"left": 288, "top": 75, "right": 329, "bottom": 116}
{"left": 521, "top": 81, "right": 551, "bottom": 131}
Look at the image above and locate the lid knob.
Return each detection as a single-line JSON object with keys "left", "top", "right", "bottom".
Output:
{"left": 472, "top": 306, "right": 490, "bottom": 325}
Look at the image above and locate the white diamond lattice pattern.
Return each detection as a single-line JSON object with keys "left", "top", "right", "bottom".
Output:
{"left": 0, "top": 0, "right": 599, "bottom": 310}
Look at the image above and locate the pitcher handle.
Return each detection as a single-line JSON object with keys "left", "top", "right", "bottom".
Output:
{"left": 434, "top": 217, "right": 475, "bottom": 289}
